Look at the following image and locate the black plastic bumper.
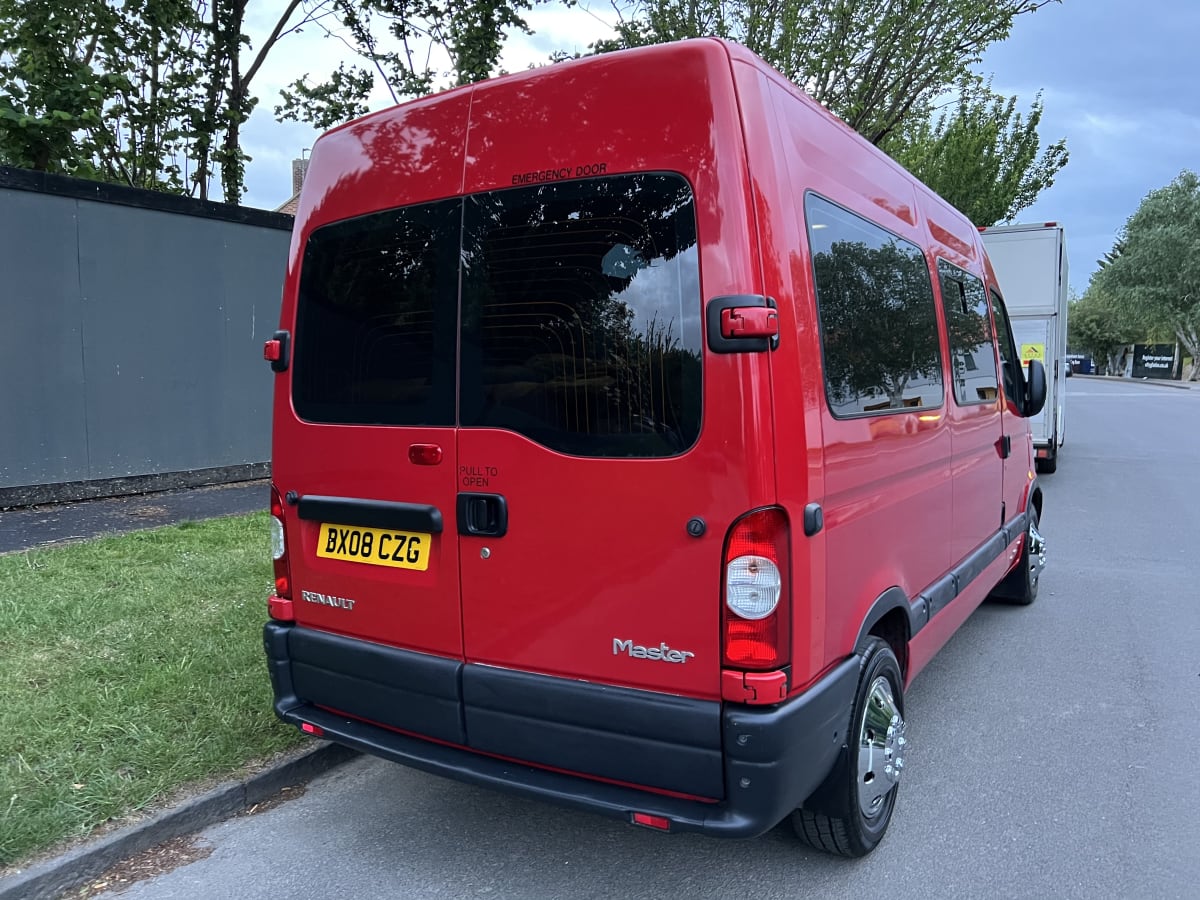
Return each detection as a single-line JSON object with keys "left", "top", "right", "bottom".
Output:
{"left": 264, "top": 622, "right": 857, "bottom": 837}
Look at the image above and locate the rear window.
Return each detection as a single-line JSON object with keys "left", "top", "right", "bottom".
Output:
{"left": 292, "top": 200, "right": 460, "bottom": 426}
{"left": 292, "top": 173, "right": 702, "bottom": 458}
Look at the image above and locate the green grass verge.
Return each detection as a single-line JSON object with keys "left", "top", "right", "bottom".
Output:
{"left": 0, "top": 513, "right": 305, "bottom": 869}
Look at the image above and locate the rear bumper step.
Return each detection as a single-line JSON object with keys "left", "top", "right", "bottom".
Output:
{"left": 264, "top": 622, "right": 857, "bottom": 837}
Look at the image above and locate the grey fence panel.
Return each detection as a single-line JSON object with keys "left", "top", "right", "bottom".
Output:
{"left": 76, "top": 205, "right": 285, "bottom": 479}
{"left": 0, "top": 167, "right": 293, "bottom": 503}
{"left": 0, "top": 190, "right": 90, "bottom": 488}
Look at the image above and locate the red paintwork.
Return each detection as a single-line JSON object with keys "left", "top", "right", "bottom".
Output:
{"left": 270, "top": 39, "right": 1036, "bottom": 710}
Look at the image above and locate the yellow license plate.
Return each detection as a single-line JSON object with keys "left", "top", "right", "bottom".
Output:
{"left": 316, "top": 523, "right": 432, "bottom": 571}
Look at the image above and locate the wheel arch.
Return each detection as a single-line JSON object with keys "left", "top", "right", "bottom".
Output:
{"left": 852, "top": 587, "right": 916, "bottom": 681}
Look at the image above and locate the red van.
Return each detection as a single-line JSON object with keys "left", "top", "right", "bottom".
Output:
{"left": 263, "top": 38, "right": 1048, "bottom": 856}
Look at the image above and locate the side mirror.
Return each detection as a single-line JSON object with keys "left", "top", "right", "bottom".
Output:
{"left": 1024, "top": 359, "right": 1048, "bottom": 417}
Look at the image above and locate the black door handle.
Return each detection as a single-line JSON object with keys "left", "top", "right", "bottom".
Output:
{"left": 457, "top": 493, "right": 508, "bottom": 537}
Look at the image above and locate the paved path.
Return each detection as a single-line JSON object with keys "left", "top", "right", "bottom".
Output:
{"left": 0, "top": 481, "right": 268, "bottom": 554}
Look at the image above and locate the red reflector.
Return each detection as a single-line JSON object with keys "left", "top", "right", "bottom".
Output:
{"left": 720, "top": 306, "right": 778, "bottom": 339}
{"left": 263, "top": 339, "right": 281, "bottom": 361}
{"left": 408, "top": 443, "right": 444, "bottom": 466}
{"left": 274, "top": 575, "right": 290, "bottom": 596}
{"left": 301, "top": 723, "right": 324, "bottom": 736}
{"left": 632, "top": 813, "right": 670, "bottom": 831}
{"left": 268, "top": 596, "right": 294, "bottom": 621}
{"left": 1035, "top": 448, "right": 1048, "bottom": 458}
{"left": 725, "top": 617, "right": 782, "bottom": 668}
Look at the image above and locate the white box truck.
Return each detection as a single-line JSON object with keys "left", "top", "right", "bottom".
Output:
{"left": 980, "top": 223, "right": 1069, "bottom": 473}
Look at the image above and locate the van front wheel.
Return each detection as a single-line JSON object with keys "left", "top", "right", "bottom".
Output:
{"left": 991, "top": 505, "right": 1044, "bottom": 605}
{"left": 792, "top": 638, "right": 905, "bottom": 857}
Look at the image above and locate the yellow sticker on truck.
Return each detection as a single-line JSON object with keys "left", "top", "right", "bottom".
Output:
{"left": 1020, "top": 343, "right": 1046, "bottom": 363}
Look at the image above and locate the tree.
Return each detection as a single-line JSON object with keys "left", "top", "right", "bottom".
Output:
{"left": 1069, "top": 287, "right": 1135, "bottom": 376}
{"left": 1093, "top": 171, "right": 1200, "bottom": 380}
{"left": 595, "top": 0, "right": 1060, "bottom": 144}
{"left": 0, "top": 0, "right": 101, "bottom": 174}
{"left": 884, "top": 75, "right": 1068, "bottom": 226}
{"left": 1095, "top": 237, "right": 1125, "bottom": 270}
{"left": 0, "top": 0, "right": 321, "bottom": 201}
{"left": 276, "top": 0, "right": 544, "bottom": 130}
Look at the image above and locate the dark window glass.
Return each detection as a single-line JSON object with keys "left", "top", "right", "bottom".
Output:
{"left": 292, "top": 199, "right": 460, "bottom": 425}
{"left": 460, "top": 174, "right": 702, "bottom": 457}
{"left": 806, "top": 194, "right": 943, "bottom": 417}
{"left": 990, "top": 289, "right": 1022, "bottom": 407}
{"left": 938, "top": 260, "right": 999, "bottom": 405}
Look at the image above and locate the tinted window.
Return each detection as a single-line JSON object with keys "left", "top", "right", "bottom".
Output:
{"left": 291, "top": 174, "right": 702, "bottom": 457}
{"left": 990, "top": 289, "right": 1022, "bottom": 407}
{"left": 806, "top": 194, "right": 943, "bottom": 417}
{"left": 460, "top": 174, "right": 702, "bottom": 457}
{"left": 292, "top": 200, "right": 460, "bottom": 426}
{"left": 938, "top": 260, "right": 999, "bottom": 405}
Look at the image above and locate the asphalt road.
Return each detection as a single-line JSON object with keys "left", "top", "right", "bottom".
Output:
{"left": 105, "top": 377, "right": 1200, "bottom": 900}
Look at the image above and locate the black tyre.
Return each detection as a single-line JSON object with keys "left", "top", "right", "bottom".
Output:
{"left": 792, "top": 638, "right": 906, "bottom": 857}
{"left": 1035, "top": 447, "right": 1058, "bottom": 474}
{"left": 991, "top": 504, "right": 1045, "bottom": 605}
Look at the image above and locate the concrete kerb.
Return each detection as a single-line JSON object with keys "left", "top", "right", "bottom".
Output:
{"left": 1072, "top": 374, "right": 1194, "bottom": 390}
{"left": 0, "top": 743, "right": 358, "bottom": 900}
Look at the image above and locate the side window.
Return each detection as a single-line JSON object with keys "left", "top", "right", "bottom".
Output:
{"left": 937, "top": 260, "right": 999, "bottom": 405}
{"left": 990, "top": 288, "right": 1022, "bottom": 408}
{"left": 805, "top": 193, "right": 944, "bottom": 417}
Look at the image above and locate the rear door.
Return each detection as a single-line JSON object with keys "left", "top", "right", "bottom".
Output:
{"left": 282, "top": 197, "right": 465, "bottom": 658}
{"left": 454, "top": 172, "right": 728, "bottom": 699}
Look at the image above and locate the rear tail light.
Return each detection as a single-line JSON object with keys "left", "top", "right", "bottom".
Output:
{"left": 722, "top": 508, "right": 790, "bottom": 670}
{"left": 270, "top": 485, "right": 293, "bottom": 604}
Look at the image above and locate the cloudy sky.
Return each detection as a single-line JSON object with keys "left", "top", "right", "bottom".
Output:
{"left": 239, "top": 0, "right": 1199, "bottom": 296}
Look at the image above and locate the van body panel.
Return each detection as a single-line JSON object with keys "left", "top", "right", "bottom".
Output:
{"left": 754, "top": 73, "right": 954, "bottom": 673}
{"left": 728, "top": 61, "right": 828, "bottom": 687}
{"left": 265, "top": 38, "right": 1045, "bottom": 844}
{"left": 286, "top": 91, "right": 472, "bottom": 254}
{"left": 272, "top": 423, "right": 465, "bottom": 656}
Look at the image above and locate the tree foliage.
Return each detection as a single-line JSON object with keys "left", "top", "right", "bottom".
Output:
{"left": 596, "top": 0, "right": 1060, "bottom": 144}
{"left": 1092, "top": 170, "right": 1200, "bottom": 380}
{"left": 1068, "top": 287, "right": 1136, "bottom": 375}
{"left": 0, "top": 0, "right": 317, "bottom": 201}
{"left": 276, "top": 0, "right": 545, "bottom": 130}
{"left": 0, "top": 0, "right": 206, "bottom": 189}
{"left": 884, "top": 75, "right": 1067, "bottom": 226}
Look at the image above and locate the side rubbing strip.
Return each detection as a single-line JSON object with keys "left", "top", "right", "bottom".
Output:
{"left": 920, "top": 573, "right": 958, "bottom": 620}
{"left": 298, "top": 496, "right": 444, "bottom": 533}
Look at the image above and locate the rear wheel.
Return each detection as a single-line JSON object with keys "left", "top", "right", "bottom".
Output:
{"left": 792, "top": 638, "right": 906, "bottom": 857}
